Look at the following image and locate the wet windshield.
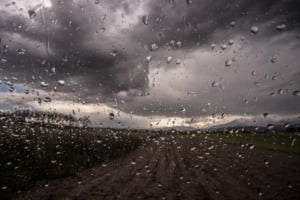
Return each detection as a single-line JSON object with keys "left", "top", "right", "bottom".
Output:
{"left": 0, "top": 0, "right": 299, "bottom": 199}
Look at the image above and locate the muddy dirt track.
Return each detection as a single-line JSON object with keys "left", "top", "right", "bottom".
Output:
{"left": 17, "top": 136, "right": 300, "bottom": 200}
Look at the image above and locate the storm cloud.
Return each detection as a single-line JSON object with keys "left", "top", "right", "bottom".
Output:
{"left": 0, "top": 0, "right": 299, "bottom": 128}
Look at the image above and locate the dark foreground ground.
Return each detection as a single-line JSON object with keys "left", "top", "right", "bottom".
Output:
{"left": 16, "top": 136, "right": 300, "bottom": 200}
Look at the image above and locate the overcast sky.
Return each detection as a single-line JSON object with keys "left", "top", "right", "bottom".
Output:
{"left": 0, "top": 0, "right": 299, "bottom": 128}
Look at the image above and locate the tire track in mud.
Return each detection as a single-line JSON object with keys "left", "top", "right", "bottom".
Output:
{"left": 17, "top": 136, "right": 300, "bottom": 200}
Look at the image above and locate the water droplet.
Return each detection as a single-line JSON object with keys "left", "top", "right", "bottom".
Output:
{"left": 96, "top": 140, "right": 102, "bottom": 144}
{"left": 225, "top": 59, "right": 232, "bottom": 67}
{"left": 249, "top": 144, "right": 255, "bottom": 150}
{"left": 276, "top": 24, "right": 286, "bottom": 31}
{"left": 110, "top": 50, "right": 117, "bottom": 57}
{"left": 228, "top": 40, "right": 234, "bottom": 45}
{"left": 176, "top": 41, "right": 182, "bottom": 48}
{"left": 230, "top": 21, "right": 236, "bottom": 27}
{"left": 44, "top": 97, "right": 52, "bottom": 102}
{"left": 250, "top": 26, "right": 259, "bottom": 34}
{"left": 211, "top": 43, "right": 216, "bottom": 50}
{"left": 58, "top": 80, "right": 65, "bottom": 86}
{"left": 146, "top": 56, "right": 152, "bottom": 63}
{"left": 176, "top": 59, "right": 181, "bottom": 64}
{"left": 109, "top": 112, "right": 115, "bottom": 120}
{"left": 1, "top": 58, "right": 7, "bottom": 63}
{"left": 264, "top": 159, "right": 269, "bottom": 165}
{"left": 50, "top": 67, "right": 56, "bottom": 74}
{"left": 142, "top": 15, "right": 149, "bottom": 25}
{"left": 151, "top": 43, "right": 158, "bottom": 51}
{"left": 28, "top": 10, "right": 36, "bottom": 19}
{"left": 187, "top": 91, "right": 197, "bottom": 96}
{"left": 220, "top": 44, "right": 227, "bottom": 50}
{"left": 8, "top": 87, "right": 14, "bottom": 93}
{"left": 131, "top": 161, "right": 136, "bottom": 165}
{"left": 293, "top": 90, "right": 299, "bottom": 96}
{"left": 40, "top": 82, "right": 48, "bottom": 87}
{"left": 270, "top": 57, "right": 276, "bottom": 63}
{"left": 186, "top": 0, "right": 193, "bottom": 5}
{"left": 167, "top": 56, "right": 173, "bottom": 63}
{"left": 211, "top": 81, "right": 219, "bottom": 87}
{"left": 17, "top": 48, "right": 26, "bottom": 55}
{"left": 170, "top": 40, "right": 175, "bottom": 46}
{"left": 190, "top": 147, "right": 196, "bottom": 151}
{"left": 267, "top": 124, "right": 275, "bottom": 130}
{"left": 208, "top": 145, "right": 214, "bottom": 150}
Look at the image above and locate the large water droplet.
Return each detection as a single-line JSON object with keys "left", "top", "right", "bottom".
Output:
{"left": 225, "top": 59, "right": 232, "bottom": 67}
{"left": 146, "top": 56, "right": 152, "bottom": 63}
{"left": 110, "top": 50, "right": 117, "bottom": 57}
{"left": 211, "top": 43, "right": 216, "bottom": 50}
{"left": 220, "top": 44, "right": 227, "bottom": 50}
{"left": 276, "top": 24, "right": 286, "bottom": 31}
{"left": 187, "top": 91, "right": 197, "bottom": 96}
{"left": 249, "top": 144, "right": 255, "bottom": 150}
{"left": 44, "top": 97, "right": 52, "bottom": 102}
{"left": 109, "top": 112, "right": 115, "bottom": 120}
{"left": 17, "top": 48, "right": 26, "bottom": 55}
{"left": 228, "top": 40, "right": 234, "bottom": 45}
{"left": 250, "top": 26, "right": 259, "bottom": 34}
{"left": 293, "top": 90, "right": 300, "bottom": 96}
{"left": 151, "top": 43, "right": 158, "bottom": 51}
{"left": 142, "top": 15, "right": 149, "bottom": 25}
{"left": 186, "top": 0, "right": 193, "bottom": 5}
{"left": 190, "top": 147, "right": 196, "bottom": 151}
{"left": 8, "top": 86, "right": 14, "bottom": 93}
{"left": 176, "top": 41, "right": 182, "bottom": 48}
{"left": 167, "top": 56, "right": 173, "bottom": 63}
{"left": 211, "top": 81, "right": 220, "bottom": 87}
{"left": 230, "top": 21, "right": 236, "bottom": 27}
{"left": 40, "top": 82, "right": 48, "bottom": 87}
{"left": 58, "top": 80, "right": 65, "bottom": 86}
{"left": 28, "top": 10, "right": 37, "bottom": 19}
{"left": 270, "top": 57, "right": 277, "bottom": 63}
{"left": 208, "top": 145, "right": 214, "bottom": 150}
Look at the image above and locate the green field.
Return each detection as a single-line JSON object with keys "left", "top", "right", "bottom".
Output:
{"left": 196, "top": 132, "right": 300, "bottom": 154}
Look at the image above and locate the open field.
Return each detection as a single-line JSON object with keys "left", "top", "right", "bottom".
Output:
{"left": 0, "top": 125, "right": 299, "bottom": 199}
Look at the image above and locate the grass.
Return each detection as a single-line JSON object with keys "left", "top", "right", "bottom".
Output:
{"left": 197, "top": 132, "right": 300, "bottom": 154}
{"left": 0, "top": 123, "right": 145, "bottom": 199}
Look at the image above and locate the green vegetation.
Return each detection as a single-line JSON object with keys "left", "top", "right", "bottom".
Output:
{"left": 197, "top": 132, "right": 300, "bottom": 154}
{"left": 0, "top": 123, "right": 145, "bottom": 199}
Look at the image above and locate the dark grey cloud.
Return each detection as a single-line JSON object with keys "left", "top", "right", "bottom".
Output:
{"left": 0, "top": 0, "right": 299, "bottom": 125}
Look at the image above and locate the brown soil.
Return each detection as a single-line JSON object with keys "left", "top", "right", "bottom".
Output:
{"left": 16, "top": 136, "right": 300, "bottom": 200}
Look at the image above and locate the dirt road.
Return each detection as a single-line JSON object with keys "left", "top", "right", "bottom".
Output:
{"left": 17, "top": 136, "right": 300, "bottom": 200}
